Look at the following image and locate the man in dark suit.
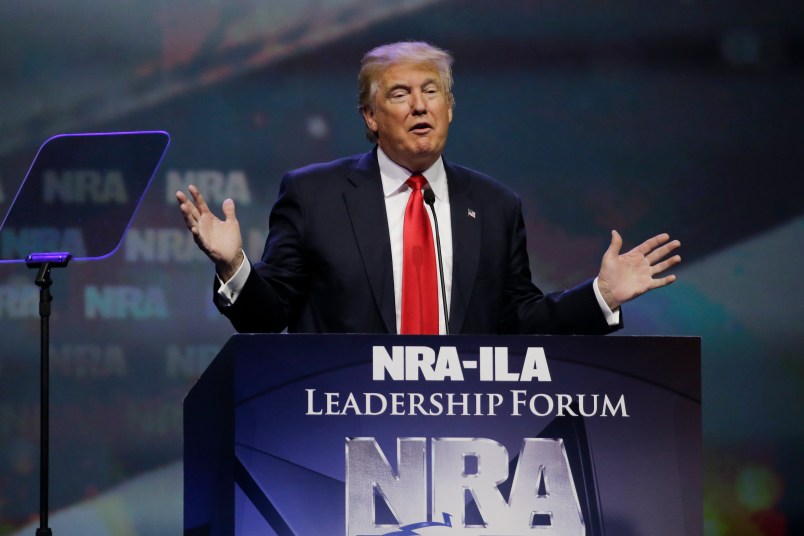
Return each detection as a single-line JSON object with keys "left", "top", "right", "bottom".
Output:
{"left": 176, "top": 41, "right": 681, "bottom": 335}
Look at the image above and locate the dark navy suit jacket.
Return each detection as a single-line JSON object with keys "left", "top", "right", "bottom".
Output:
{"left": 216, "top": 148, "right": 620, "bottom": 335}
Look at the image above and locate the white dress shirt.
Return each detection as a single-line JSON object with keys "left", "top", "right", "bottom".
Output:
{"left": 377, "top": 147, "right": 452, "bottom": 334}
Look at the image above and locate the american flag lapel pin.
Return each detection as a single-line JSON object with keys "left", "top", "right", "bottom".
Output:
{"left": 468, "top": 208, "right": 476, "bottom": 219}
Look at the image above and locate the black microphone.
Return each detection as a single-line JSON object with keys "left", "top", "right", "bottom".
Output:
{"left": 423, "top": 188, "right": 450, "bottom": 335}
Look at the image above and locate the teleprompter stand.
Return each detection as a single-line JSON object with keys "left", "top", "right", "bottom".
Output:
{"left": 27, "top": 253, "right": 71, "bottom": 536}
{"left": 0, "top": 131, "right": 170, "bottom": 534}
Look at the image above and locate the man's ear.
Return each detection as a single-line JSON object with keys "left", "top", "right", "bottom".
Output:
{"left": 361, "top": 106, "right": 377, "bottom": 133}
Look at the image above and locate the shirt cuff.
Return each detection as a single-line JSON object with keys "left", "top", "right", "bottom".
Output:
{"left": 216, "top": 251, "right": 251, "bottom": 307}
{"left": 593, "top": 276, "right": 621, "bottom": 327}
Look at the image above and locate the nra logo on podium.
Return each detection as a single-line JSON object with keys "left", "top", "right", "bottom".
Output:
{"left": 344, "top": 345, "right": 586, "bottom": 535}
{"left": 346, "top": 437, "right": 584, "bottom": 535}
{"left": 372, "top": 345, "right": 553, "bottom": 382}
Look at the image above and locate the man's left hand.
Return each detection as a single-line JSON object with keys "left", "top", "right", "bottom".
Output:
{"left": 597, "top": 230, "right": 681, "bottom": 310}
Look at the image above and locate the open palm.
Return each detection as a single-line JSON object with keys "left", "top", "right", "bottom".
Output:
{"left": 176, "top": 184, "right": 244, "bottom": 278}
{"left": 597, "top": 230, "right": 681, "bottom": 310}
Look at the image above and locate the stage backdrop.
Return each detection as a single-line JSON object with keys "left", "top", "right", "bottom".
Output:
{"left": 0, "top": 1, "right": 802, "bottom": 535}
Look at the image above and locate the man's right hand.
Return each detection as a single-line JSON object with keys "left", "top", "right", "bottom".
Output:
{"left": 176, "top": 184, "right": 244, "bottom": 281}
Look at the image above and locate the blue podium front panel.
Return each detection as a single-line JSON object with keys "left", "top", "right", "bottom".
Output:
{"left": 185, "top": 334, "right": 701, "bottom": 536}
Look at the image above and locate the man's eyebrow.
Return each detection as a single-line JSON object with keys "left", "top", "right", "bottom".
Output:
{"left": 386, "top": 82, "right": 411, "bottom": 93}
{"left": 385, "top": 78, "right": 441, "bottom": 92}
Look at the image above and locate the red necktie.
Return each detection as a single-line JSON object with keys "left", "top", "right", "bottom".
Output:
{"left": 401, "top": 174, "right": 439, "bottom": 334}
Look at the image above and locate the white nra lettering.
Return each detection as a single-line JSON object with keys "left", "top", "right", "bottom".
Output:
{"left": 0, "top": 227, "right": 86, "bottom": 258}
{"left": 124, "top": 228, "right": 207, "bottom": 262}
{"left": 124, "top": 400, "right": 181, "bottom": 438}
{"left": 166, "top": 170, "right": 252, "bottom": 205}
{"left": 346, "top": 437, "right": 584, "bottom": 535}
{"left": 373, "top": 346, "right": 551, "bottom": 382}
{"left": 84, "top": 285, "right": 169, "bottom": 319}
{"left": 165, "top": 344, "right": 219, "bottom": 378}
{"left": 43, "top": 169, "right": 127, "bottom": 204}
{"left": 51, "top": 344, "right": 127, "bottom": 378}
{"left": 0, "top": 283, "right": 39, "bottom": 318}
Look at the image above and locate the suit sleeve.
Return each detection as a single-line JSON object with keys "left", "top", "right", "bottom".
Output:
{"left": 501, "top": 197, "right": 621, "bottom": 335}
{"left": 215, "top": 172, "right": 310, "bottom": 333}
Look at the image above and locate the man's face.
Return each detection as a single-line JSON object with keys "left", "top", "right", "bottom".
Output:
{"left": 362, "top": 61, "right": 453, "bottom": 172}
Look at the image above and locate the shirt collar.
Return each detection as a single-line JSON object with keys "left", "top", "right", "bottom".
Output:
{"left": 377, "top": 146, "right": 447, "bottom": 200}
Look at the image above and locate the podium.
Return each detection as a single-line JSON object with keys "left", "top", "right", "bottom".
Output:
{"left": 184, "top": 334, "right": 701, "bottom": 535}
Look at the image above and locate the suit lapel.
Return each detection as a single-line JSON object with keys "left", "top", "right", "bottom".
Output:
{"left": 343, "top": 150, "right": 396, "bottom": 333}
{"left": 445, "top": 161, "right": 481, "bottom": 334}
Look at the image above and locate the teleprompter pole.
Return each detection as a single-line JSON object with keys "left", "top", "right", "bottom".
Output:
{"left": 27, "top": 253, "right": 71, "bottom": 536}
